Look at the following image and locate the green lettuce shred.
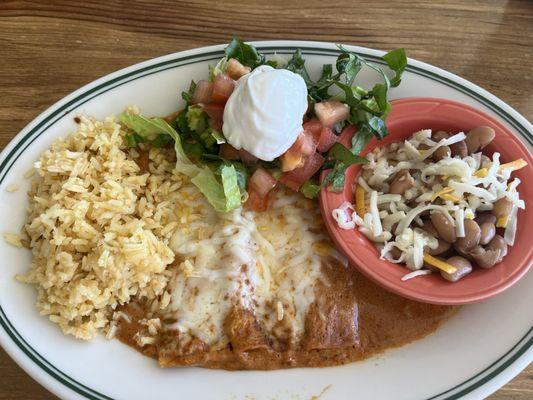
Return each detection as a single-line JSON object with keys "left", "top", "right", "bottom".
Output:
{"left": 119, "top": 112, "right": 242, "bottom": 212}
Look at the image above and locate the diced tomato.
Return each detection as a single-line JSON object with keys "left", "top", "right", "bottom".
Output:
{"left": 191, "top": 80, "right": 213, "bottom": 104}
{"left": 291, "top": 132, "right": 317, "bottom": 156}
{"left": 219, "top": 143, "right": 240, "bottom": 160}
{"left": 244, "top": 189, "right": 269, "bottom": 212}
{"left": 248, "top": 167, "right": 277, "bottom": 198}
{"left": 279, "top": 129, "right": 318, "bottom": 172}
{"left": 317, "top": 127, "right": 338, "bottom": 152}
{"left": 280, "top": 149, "right": 305, "bottom": 172}
{"left": 202, "top": 103, "right": 224, "bottom": 130}
{"left": 238, "top": 149, "right": 258, "bottom": 165}
{"left": 211, "top": 73, "right": 235, "bottom": 104}
{"left": 302, "top": 119, "right": 323, "bottom": 141}
{"left": 341, "top": 124, "right": 357, "bottom": 136}
{"left": 314, "top": 100, "right": 350, "bottom": 127}
{"left": 280, "top": 152, "right": 325, "bottom": 191}
{"left": 226, "top": 58, "right": 251, "bottom": 80}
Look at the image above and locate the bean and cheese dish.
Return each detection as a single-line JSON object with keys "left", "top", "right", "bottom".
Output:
{"left": 333, "top": 127, "right": 526, "bottom": 282}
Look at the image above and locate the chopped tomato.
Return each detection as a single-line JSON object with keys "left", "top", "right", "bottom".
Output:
{"left": 238, "top": 149, "right": 258, "bottom": 165}
{"left": 280, "top": 149, "right": 305, "bottom": 172}
{"left": 191, "top": 80, "right": 213, "bottom": 104}
{"left": 226, "top": 58, "right": 251, "bottom": 80}
{"left": 219, "top": 143, "right": 240, "bottom": 160}
{"left": 244, "top": 189, "right": 269, "bottom": 212}
{"left": 211, "top": 73, "right": 235, "bottom": 104}
{"left": 302, "top": 119, "right": 323, "bottom": 141}
{"left": 279, "top": 128, "right": 318, "bottom": 172}
{"left": 314, "top": 100, "right": 349, "bottom": 127}
{"left": 202, "top": 103, "right": 224, "bottom": 130}
{"left": 280, "top": 152, "right": 325, "bottom": 191}
{"left": 316, "top": 127, "right": 338, "bottom": 152}
{"left": 249, "top": 167, "right": 277, "bottom": 198}
{"left": 291, "top": 131, "right": 317, "bottom": 156}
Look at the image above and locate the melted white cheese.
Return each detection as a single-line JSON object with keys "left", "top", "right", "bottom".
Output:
{"left": 167, "top": 185, "right": 325, "bottom": 345}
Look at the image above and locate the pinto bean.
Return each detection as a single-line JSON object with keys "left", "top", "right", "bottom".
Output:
{"left": 469, "top": 246, "right": 501, "bottom": 269}
{"left": 465, "top": 126, "right": 495, "bottom": 154}
{"left": 440, "top": 256, "right": 472, "bottom": 282}
{"left": 475, "top": 212, "right": 496, "bottom": 225}
{"left": 421, "top": 220, "right": 451, "bottom": 255}
{"left": 390, "top": 247, "right": 402, "bottom": 259}
{"left": 487, "top": 235, "right": 508, "bottom": 262}
{"left": 389, "top": 169, "right": 415, "bottom": 195}
{"left": 433, "top": 145, "right": 451, "bottom": 161}
{"left": 421, "top": 219, "right": 439, "bottom": 237}
{"left": 432, "top": 131, "right": 450, "bottom": 141}
{"left": 450, "top": 140, "right": 468, "bottom": 157}
{"left": 430, "top": 213, "right": 456, "bottom": 243}
{"left": 492, "top": 198, "right": 512, "bottom": 219}
{"left": 479, "top": 221, "right": 496, "bottom": 245}
{"left": 456, "top": 219, "right": 481, "bottom": 253}
{"left": 429, "top": 240, "right": 451, "bottom": 256}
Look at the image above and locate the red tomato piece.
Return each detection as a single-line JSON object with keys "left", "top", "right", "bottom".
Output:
{"left": 244, "top": 189, "right": 269, "bottom": 212}
{"left": 226, "top": 58, "right": 251, "bottom": 80}
{"left": 291, "top": 132, "right": 317, "bottom": 156}
{"left": 211, "top": 73, "right": 235, "bottom": 104}
{"left": 191, "top": 80, "right": 213, "bottom": 104}
{"left": 280, "top": 152, "right": 325, "bottom": 191}
{"left": 316, "top": 127, "right": 338, "bottom": 152}
{"left": 279, "top": 149, "right": 305, "bottom": 172}
{"left": 202, "top": 103, "right": 224, "bottom": 130}
{"left": 302, "top": 119, "right": 323, "bottom": 141}
{"left": 248, "top": 167, "right": 277, "bottom": 198}
{"left": 314, "top": 100, "right": 350, "bottom": 127}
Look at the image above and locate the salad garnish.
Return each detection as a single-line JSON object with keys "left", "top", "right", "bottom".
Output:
{"left": 120, "top": 38, "right": 407, "bottom": 212}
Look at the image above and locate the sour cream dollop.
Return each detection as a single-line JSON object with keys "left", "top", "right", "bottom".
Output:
{"left": 222, "top": 65, "right": 308, "bottom": 161}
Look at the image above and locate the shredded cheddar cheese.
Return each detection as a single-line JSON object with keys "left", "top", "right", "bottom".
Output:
{"left": 355, "top": 185, "right": 366, "bottom": 217}
{"left": 423, "top": 253, "right": 457, "bottom": 274}
{"left": 497, "top": 215, "right": 509, "bottom": 228}
{"left": 431, "top": 187, "right": 460, "bottom": 203}
{"left": 441, "top": 193, "right": 461, "bottom": 202}
{"left": 498, "top": 158, "right": 527, "bottom": 173}
{"left": 431, "top": 187, "right": 454, "bottom": 202}
{"left": 473, "top": 168, "right": 488, "bottom": 178}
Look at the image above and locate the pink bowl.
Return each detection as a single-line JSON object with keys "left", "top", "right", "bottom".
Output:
{"left": 319, "top": 97, "right": 533, "bottom": 305}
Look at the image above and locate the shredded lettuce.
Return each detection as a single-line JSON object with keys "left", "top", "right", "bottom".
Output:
{"left": 186, "top": 105, "right": 208, "bottom": 133}
{"left": 300, "top": 180, "right": 321, "bottom": 199}
{"left": 119, "top": 112, "right": 242, "bottom": 212}
{"left": 219, "top": 165, "right": 241, "bottom": 210}
{"left": 209, "top": 129, "right": 226, "bottom": 144}
{"left": 209, "top": 57, "right": 228, "bottom": 80}
{"left": 181, "top": 80, "right": 197, "bottom": 103}
{"left": 119, "top": 113, "right": 175, "bottom": 141}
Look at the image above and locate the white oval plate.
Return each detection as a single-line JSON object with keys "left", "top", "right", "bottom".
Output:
{"left": 0, "top": 41, "right": 531, "bottom": 400}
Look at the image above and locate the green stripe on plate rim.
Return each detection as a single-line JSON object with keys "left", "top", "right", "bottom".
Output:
{"left": 0, "top": 45, "right": 530, "bottom": 400}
